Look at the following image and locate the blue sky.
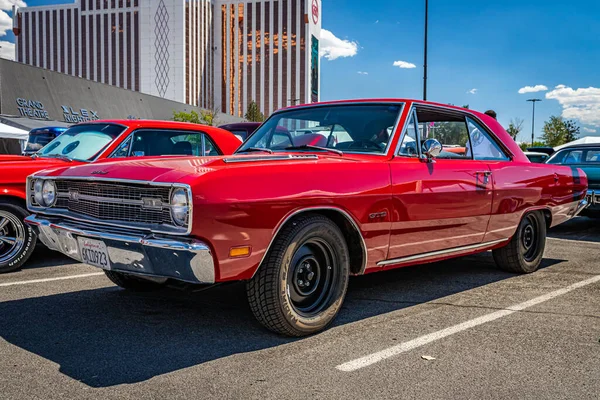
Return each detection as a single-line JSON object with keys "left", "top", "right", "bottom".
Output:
{"left": 2, "top": 0, "right": 599, "bottom": 141}
{"left": 319, "top": 0, "right": 600, "bottom": 141}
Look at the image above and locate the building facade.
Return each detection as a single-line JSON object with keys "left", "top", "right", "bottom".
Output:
{"left": 12, "top": 0, "right": 321, "bottom": 117}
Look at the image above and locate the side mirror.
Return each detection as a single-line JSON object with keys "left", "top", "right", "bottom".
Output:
{"left": 422, "top": 138, "right": 442, "bottom": 161}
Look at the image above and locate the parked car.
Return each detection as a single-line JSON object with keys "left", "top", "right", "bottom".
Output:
{"left": 546, "top": 144, "right": 600, "bottom": 216}
{"left": 24, "top": 100, "right": 587, "bottom": 336}
{"left": 524, "top": 151, "right": 550, "bottom": 163}
{"left": 218, "top": 122, "right": 262, "bottom": 141}
{"left": 526, "top": 146, "right": 555, "bottom": 156}
{"left": 0, "top": 120, "right": 240, "bottom": 273}
{"left": 23, "top": 126, "right": 69, "bottom": 155}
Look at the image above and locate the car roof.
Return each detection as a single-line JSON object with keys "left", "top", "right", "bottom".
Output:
{"left": 555, "top": 144, "right": 600, "bottom": 151}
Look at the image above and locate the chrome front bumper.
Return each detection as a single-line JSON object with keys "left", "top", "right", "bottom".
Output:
{"left": 24, "top": 215, "right": 215, "bottom": 284}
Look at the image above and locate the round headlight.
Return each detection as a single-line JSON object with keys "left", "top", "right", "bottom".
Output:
{"left": 42, "top": 180, "right": 57, "bottom": 207}
{"left": 33, "top": 179, "right": 45, "bottom": 206}
{"left": 170, "top": 188, "right": 189, "bottom": 227}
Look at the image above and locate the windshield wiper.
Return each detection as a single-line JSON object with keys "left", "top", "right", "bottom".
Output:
{"left": 42, "top": 154, "right": 74, "bottom": 162}
{"left": 284, "top": 145, "right": 343, "bottom": 156}
{"left": 237, "top": 147, "right": 274, "bottom": 154}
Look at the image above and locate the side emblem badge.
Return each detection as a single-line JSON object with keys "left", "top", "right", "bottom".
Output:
{"left": 91, "top": 170, "right": 108, "bottom": 175}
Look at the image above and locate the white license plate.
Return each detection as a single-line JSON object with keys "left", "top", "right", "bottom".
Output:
{"left": 78, "top": 237, "right": 111, "bottom": 270}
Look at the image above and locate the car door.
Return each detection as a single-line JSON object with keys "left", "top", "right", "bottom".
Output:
{"left": 387, "top": 106, "right": 493, "bottom": 263}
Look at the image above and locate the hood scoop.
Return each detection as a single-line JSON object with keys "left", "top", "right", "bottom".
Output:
{"left": 223, "top": 154, "right": 319, "bottom": 163}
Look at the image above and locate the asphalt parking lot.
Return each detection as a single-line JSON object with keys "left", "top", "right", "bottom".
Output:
{"left": 1, "top": 218, "right": 599, "bottom": 400}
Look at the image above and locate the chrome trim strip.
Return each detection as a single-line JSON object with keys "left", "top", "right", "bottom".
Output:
{"left": 377, "top": 238, "right": 509, "bottom": 267}
{"left": 253, "top": 206, "right": 369, "bottom": 277}
{"left": 27, "top": 177, "right": 193, "bottom": 236}
{"left": 223, "top": 154, "right": 319, "bottom": 163}
{"left": 24, "top": 215, "right": 214, "bottom": 284}
{"left": 56, "top": 192, "right": 153, "bottom": 206}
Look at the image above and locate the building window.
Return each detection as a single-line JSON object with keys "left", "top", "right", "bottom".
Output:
{"left": 67, "top": 9, "right": 72, "bottom": 75}
{"left": 75, "top": 9, "right": 79, "bottom": 76}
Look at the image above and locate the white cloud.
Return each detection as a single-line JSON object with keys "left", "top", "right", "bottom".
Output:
{"left": 393, "top": 60, "right": 416, "bottom": 69}
{"left": 375, "top": 20, "right": 379, "bottom": 24}
{"left": 0, "top": 10, "right": 11, "bottom": 36}
{"left": 0, "top": 39, "right": 14, "bottom": 59}
{"left": 357, "top": 71, "right": 368, "bottom": 75}
{"left": 518, "top": 84, "right": 548, "bottom": 94}
{"left": 546, "top": 85, "right": 600, "bottom": 127}
{"left": 583, "top": 127, "right": 597, "bottom": 133}
{"left": 467, "top": 88, "right": 478, "bottom": 95}
{"left": 319, "top": 29, "right": 358, "bottom": 61}
{"left": 0, "top": 1, "right": 27, "bottom": 11}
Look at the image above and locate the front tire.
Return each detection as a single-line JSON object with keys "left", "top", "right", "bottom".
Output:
{"left": 104, "top": 270, "right": 165, "bottom": 292}
{"left": 0, "top": 202, "right": 37, "bottom": 274}
{"left": 247, "top": 214, "right": 350, "bottom": 336}
{"left": 493, "top": 211, "right": 546, "bottom": 273}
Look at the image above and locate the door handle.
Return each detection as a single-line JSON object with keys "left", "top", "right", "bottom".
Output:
{"left": 477, "top": 171, "right": 492, "bottom": 186}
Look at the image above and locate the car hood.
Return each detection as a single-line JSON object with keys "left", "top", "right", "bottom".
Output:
{"left": 0, "top": 155, "right": 33, "bottom": 163}
{"left": 34, "top": 153, "right": 359, "bottom": 184}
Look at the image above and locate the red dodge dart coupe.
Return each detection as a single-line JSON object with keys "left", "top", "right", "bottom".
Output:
{"left": 0, "top": 120, "right": 240, "bottom": 272}
{"left": 24, "top": 100, "right": 588, "bottom": 336}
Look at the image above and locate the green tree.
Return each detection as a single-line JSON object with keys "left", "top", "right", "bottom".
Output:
{"left": 506, "top": 117, "right": 524, "bottom": 141}
{"left": 563, "top": 119, "right": 580, "bottom": 143}
{"left": 173, "top": 106, "right": 220, "bottom": 126}
{"left": 245, "top": 101, "right": 265, "bottom": 122}
{"left": 541, "top": 116, "right": 580, "bottom": 147}
{"left": 173, "top": 110, "right": 202, "bottom": 124}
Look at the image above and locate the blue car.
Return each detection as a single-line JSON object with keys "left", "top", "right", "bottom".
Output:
{"left": 23, "top": 126, "right": 68, "bottom": 155}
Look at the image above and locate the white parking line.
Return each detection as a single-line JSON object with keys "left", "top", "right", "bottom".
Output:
{"left": 336, "top": 274, "right": 600, "bottom": 372}
{"left": 548, "top": 237, "right": 600, "bottom": 246}
{"left": 0, "top": 272, "right": 105, "bottom": 287}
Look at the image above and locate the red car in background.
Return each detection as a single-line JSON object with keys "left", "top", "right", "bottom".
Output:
{"left": 24, "top": 100, "right": 588, "bottom": 336}
{"left": 0, "top": 120, "right": 240, "bottom": 273}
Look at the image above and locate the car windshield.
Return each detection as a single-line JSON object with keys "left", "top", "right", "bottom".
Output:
{"left": 25, "top": 132, "right": 57, "bottom": 153}
{"left": 547, "top": 148, "right": 600, "bottom": 164}
{"left": 37, "top": 124, "right": 125, "bottom": 162}
{"left": 237, "top": 104, "right": 403, "bottom": 155}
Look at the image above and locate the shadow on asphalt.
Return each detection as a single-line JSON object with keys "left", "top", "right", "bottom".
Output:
{"left": 549, "top": 216, "right": 600, "bottom": 243}
{"left": 0, "top": 252, "right": 566, "bottom": 388}
{"left": 19, "top": 246, "right": 81, "bottom": 271}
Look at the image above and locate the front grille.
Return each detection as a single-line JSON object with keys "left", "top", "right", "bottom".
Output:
{"left": 43, "top": 180, "right": 188, "bottom": 232}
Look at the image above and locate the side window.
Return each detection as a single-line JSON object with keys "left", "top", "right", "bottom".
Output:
{"left": 203, "top": 135, "right": 221, "bottom": 156}
{"left": 415, "top": 108, "right": 471, "bottom": 159}
{"left": 397, "top": 110, "right": 419, "bottom": 157}
{"left": 111, "top": 136, "right": 132, "bottom": 158}
{"left": 466, "top": 118, "right": 509, "bottom": 161}
{"left": 171, "top": 133, "right": 202, "bottom": 156}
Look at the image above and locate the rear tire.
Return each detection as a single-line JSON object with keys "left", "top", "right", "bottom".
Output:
{"left": 104, "top": 270, "right": 165, "bottom": 292}
{"left": 0, "top": 202, "right": 36, "bottom": 274}
{"left": 246, "top": 214, "right": 350, "bottom": 336}
{"left": 493, "top": 211, "right": 546, "bottom": 273}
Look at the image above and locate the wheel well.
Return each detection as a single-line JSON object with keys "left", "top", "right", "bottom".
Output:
{"left": 285, "top": 209, "right": 366, "bottom": 275}
{"left": 0, "top": 195, "right": 27, "bottom": 210}
{"left": 541, "top": 209, "right": 552, "bottom": 228}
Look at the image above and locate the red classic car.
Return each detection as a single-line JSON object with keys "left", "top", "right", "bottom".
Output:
{"left": 24, "top": 100, "right": 588, "bottom": 336}
{"left": 0, "top": 120, "right": 241, "bottom": 273}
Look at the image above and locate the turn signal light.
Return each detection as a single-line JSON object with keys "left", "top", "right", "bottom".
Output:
{"left": 229, "top": 246, "right": 251, "bottom": 258}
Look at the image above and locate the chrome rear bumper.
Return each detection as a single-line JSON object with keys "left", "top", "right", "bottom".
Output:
{"left": 24, "top": 215, "right": 215, "bottom": 284}
{"left": 586, "top": 190, "right": 600, "bottom": 208}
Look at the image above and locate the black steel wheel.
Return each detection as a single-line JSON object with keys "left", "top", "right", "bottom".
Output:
{"left": 247, "top": 214, "right": 350, "bottom": 336}
{"left": 0, "top": 202, "right": 36, "bottom": 273}
{"left": 493, "top": 211, "right": 546, "bottom": 273}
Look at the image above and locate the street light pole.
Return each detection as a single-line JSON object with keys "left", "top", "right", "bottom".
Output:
{"left": 527, "top": 98, "right": 541, "bottom": 146}
{"left": 423, "top": 0, "right": 428, "bottom": 101}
